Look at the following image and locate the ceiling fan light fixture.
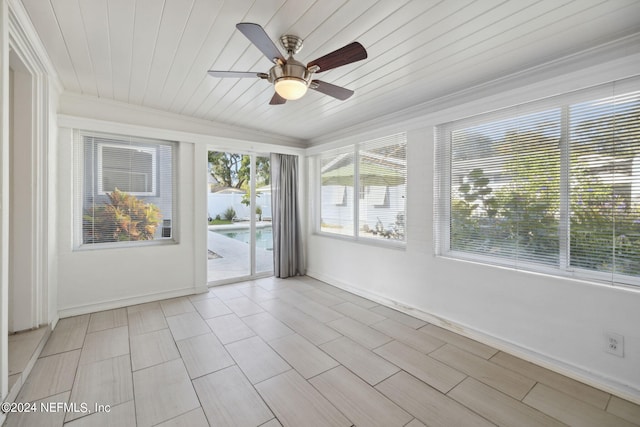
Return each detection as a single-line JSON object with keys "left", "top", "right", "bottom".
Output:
{"left": 274, "top": 77, "right": 308, "bottom": 100}
{"left": 209, "top": 23, "right": 368, "bottom": 105}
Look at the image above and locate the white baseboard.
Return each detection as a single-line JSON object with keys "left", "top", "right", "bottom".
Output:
{"left": 306, "top": 270, "right": 640, "bottom": 405}
{"left": 50, "top": 314, "right": 59, "bottom": 330}
{"left": 57, "top": 285, "right": 209, "bottom": 318}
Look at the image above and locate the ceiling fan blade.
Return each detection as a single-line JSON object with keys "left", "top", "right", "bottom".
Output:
{"left": 236, "top": 23, "right": 284, "bottom": 64}
{"left": 307, "top": 42, "right": 367, "bottom": 73}
{"left": 310, "top": 80, "right": 354, "bottom": 101}
{"left": 269, "top": 92, "right": 287, "bottom": 105}
{"left": 207, "top": 70, "right": 266, "bottom": 78}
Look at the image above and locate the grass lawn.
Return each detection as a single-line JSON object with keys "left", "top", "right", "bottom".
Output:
{"left": 209, "top": 219, "right": 233, "bottom": 225}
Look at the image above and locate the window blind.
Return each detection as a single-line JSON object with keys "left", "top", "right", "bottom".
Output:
{"left": 569, "top": 90, "right": 640, "bottom": 278}
{"left": 448, "top": 108, "right": 562, "bottom": 267}
{"left": 320, "top": 149, "right": 355, "bottom": 236}
{"left": 76, "top": 131, "right": 177, "bottom": 247}
{"left": 436, "top": 80, "right": 640, "bottom": 286}
{"left": 358, "top": 134, "right": 407, "bottom": 241}
{"left": 318, "top": 132, "right": 407, "bottom": 244}
{"left": 98, "top": 144, "right": 156, "bottom": 195}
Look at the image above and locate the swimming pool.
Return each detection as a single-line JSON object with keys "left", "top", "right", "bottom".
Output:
{"left": 213, "top": 226, "right": 273, "bottom": 250}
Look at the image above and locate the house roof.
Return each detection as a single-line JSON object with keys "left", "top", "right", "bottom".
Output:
{"left": 212, "top": 187, "right": 246, "bottom": 194}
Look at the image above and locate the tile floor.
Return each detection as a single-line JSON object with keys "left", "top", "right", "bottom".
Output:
{"left": 7, "top": 326, "right": 50, "bottom": 403}
{"left": 5, "top": 276, "right": 640, "bottom": 427}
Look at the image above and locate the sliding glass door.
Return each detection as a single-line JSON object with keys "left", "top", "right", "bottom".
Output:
{"left": 207, "top": 151, "right": 273, "bottom": 283}
{"left": 254, "top": 155, "right": 273, "bottom": 275}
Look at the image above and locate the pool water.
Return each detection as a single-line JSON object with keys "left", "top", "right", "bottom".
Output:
{"left": 214, "top": 227, "right": 273, "bottom": 250}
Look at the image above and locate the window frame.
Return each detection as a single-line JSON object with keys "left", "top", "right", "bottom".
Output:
{"left": 96, "top": 142, "right": 158, "bottom": 196}
{"left": 435, "top": 80, "right": 640, "bottom": 288}
{"left": 315, "top": 133, "right": 408, "bottom": 248}
{"left": 75, "top": 130, "right": 178, "bottom": 250}
{"left": 318, "top": 148, "right": 356, "bottom": 238}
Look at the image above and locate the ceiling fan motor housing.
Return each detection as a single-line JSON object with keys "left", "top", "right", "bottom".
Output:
{"left": 267, "top": 34, "right": 314, "bottom": 89}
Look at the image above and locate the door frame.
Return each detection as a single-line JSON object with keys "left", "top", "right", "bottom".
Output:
{"left": 1, "top": 0, "right": 57, "bottom": 404}
{"left": 206, "top": 149, "right": 273, "bottom": 285}
{"left": 7, "top": 8, "right": 50, "bottom": 331}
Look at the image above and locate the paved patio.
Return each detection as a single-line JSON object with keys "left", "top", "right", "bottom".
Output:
{"left": 207, "top": 224, "right": 273, "bottom": 282}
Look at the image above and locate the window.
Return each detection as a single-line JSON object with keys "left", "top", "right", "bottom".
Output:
{"left": 569, "top": 92, "right": 639, "bottom": 278}
{"left": 436, "top": 82, "right": 640, "bottom": 286}
{"left": 319, "top": 133, "right": 407, "bottom": 243}
{"left": 98, "top": 143, "right": 156, "bottom": 195}
{"left": 320, "top": 150, "right": 355, "bottom": 236}
{"left": 447, "top": 108, "right": 562, "bottom": 266}
{"left": 76, "top": 131, "right": 177, "bottom": 247}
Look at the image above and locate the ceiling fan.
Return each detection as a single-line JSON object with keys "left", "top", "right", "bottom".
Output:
{"left": 208, "top": 23, "right": 368, "bottom": 105}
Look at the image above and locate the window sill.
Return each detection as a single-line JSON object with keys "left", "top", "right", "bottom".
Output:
{"left": 313, "top": 231, "right": 407, "bottom": 251}
{"left": 74, "top": 238, "right": 178, "bottom": 252}
{"left": 437, "top": 251, "right": 640, "bottom": 291}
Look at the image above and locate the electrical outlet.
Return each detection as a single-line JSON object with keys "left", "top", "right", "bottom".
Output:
{"left": 604, "top": 332, "right": 624, "bottom": 357}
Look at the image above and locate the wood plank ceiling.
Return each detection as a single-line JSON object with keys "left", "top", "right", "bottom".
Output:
{"left": 20, "top": 0, "right": 640, "bottom": 143}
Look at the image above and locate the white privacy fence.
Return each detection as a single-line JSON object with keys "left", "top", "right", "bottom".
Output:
{"left": 208, "top": 192, "right": 272, "bottom": 220}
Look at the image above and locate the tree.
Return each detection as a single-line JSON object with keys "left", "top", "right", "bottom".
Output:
{"left": 568, "top": 100, "right": 640, "bottom": 275}
{"left": 451, "top": 168, "right": 499, "bottom": 252}
{"left": 208, "top": 152, "right": 249, "bottom": 189}
{"left": 494, "top": 129, "right": 561, "bottom": 261}
{"left": 451, "top": 110, "right": 639, "bottom": 276}
{"left": 208, "top": 152, "right": 270, "bottom": 189}
{"left": 570, "top": 156, "right": 640, "bottom": 275}
{"left": 451, "top": 126, "right": 561, "bottom": 262}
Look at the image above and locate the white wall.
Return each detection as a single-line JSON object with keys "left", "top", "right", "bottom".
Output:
{"left": 56, "top": 97, "right": 304, "bottom": 316}
{"left": 57, "top": 127, "right": 207, "bottom": 316}
{"left": 306, "top": 43, "right": 640, "bottom": 403}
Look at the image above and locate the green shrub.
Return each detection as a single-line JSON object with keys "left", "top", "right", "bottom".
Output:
{"left": 83, "top": 188, "right": 161, "bottom": 243}
{"left": 223, "top": 206, "right": 236, "bottom": 221}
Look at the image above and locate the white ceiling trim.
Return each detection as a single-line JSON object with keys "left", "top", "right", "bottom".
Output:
{"left": 58, "top": 112, "right": 306, "bottom": 157}
{"left": 58, "top": 91, "right": 306, "bottom": 148}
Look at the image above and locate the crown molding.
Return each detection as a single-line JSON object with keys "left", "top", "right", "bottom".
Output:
{"left": 58, "top": 92, "right": 306, "bottom": 153}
